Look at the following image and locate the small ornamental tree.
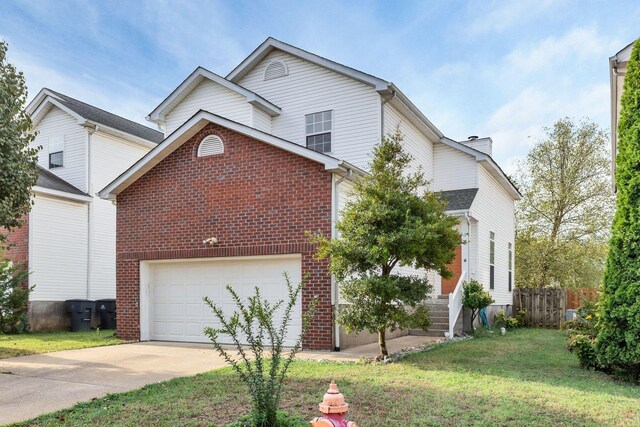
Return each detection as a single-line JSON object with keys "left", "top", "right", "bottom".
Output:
{"left": 596, "top": 39, "right": 640, "bottom": 381}
{"left": 462, "top": 279, "right": 494, "bottom": 333}
{"left": 313, "top": 128, "right": 460, "bottom": 357}
{"left": 0, "top": 260, "right": 32, "bottom": 333}
{"left": 0, "top": 41, "right": 40, "bottom": 247}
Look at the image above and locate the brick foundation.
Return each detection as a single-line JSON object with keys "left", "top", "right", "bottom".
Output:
{"left": 116, "top": 123, "right": 334, "bottom": 350}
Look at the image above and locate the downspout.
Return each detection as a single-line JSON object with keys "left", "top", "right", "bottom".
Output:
{"left": 464, "top": 212, "right": 471, "bottom": 279}
{"left": 380, "top": 89, "right": 396, "bottom": 139}
{"left": 84, "top": 123, "right": 97, "bottom": 300}
{"left": 332, "top": 169, "right": 352, "bottom": 352}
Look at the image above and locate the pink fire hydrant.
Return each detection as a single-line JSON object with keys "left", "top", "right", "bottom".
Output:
{"left": 310, "top": 381, "right": 358, "bottom": 427}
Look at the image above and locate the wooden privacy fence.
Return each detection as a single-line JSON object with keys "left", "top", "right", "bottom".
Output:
{"left": 513, "top": 288, "right": 599, "bottom": 329}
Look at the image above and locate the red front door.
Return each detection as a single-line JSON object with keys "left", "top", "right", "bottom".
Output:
{"left": 441, "top": 245, "right": 462, "bottom": 294}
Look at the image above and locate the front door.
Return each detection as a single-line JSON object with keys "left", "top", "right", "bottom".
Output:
{"left": 441, "top": 245, "right": 462, "bottom": 294}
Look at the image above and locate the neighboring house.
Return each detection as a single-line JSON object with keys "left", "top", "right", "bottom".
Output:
{"left": 5, "top": 89, "right": 162, "bottom": 331}
{"left": 99, "top": 37, "right": 520, "bottom": 350}
{"left": 610, "top": 39, "right": 637, "bottom": 189}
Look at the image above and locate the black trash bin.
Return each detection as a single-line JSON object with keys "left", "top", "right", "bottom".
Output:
{"left": 95, "top": 299, "right": 116, "bottom": 330}
{"left": 65, "top": 299, "right": 94, "bottom": 332}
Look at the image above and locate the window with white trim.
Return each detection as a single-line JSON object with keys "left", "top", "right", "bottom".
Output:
{"left": 305, "top": 111, "right": 332, "bottom": 153}
{"left": 48, "top": 136, "right": 64, "bottom": 169}
{"left": 489, "top": 231, "right": 495, "bottom": 290}
{"left": 197, "top": 135, "right": 224, "bottom": 157}
{"left": 508, "top": 242, "right": 513, "bottom": 292}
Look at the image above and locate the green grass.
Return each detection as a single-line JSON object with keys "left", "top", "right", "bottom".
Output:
{"left": 0, "top": 330, "right": 123, "bottom": 359}
{"left": 11, "top": 329, "right": 640, "bottom": 426}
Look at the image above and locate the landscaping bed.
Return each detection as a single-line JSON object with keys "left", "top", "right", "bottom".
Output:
{"left": 12, "top": 329, "right": 640, "bottom": 426}
{"left": 0, "top": 331, "right": 123, "bottom": 359}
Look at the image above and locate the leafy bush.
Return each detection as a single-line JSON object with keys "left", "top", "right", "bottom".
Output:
{"left": 0, "top": 260, "right": 32, "bottom": 333}
{"left": 562, "top": 300, "right": 598, "bottom": 336}
{"left": 567, "top": 334, "right": 599, "bottom": 370}
{"left": 462, "top": 279, "right": 494, "bottom": 333}
{"left": 494, "top": 309, "right": 523, "bottom": 329}
{"left": 227, "top": 411, "right": 308, "bottom": 427}
{"left": 204, "top": 273, "right": 317, "bottom": 427}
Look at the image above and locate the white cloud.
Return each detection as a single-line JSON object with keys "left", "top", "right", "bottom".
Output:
{"left": 467, "top": 0, "right": 559, "bottom": 35}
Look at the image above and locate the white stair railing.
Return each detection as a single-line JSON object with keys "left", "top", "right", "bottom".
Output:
{"left": 447, "top": 271, "right": 466, "bottom": 338}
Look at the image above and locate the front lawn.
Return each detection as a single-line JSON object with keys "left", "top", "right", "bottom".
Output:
{"left": 0, "top": 330, "right": 123, "bottom": 359}
{"left": 13, "top": 329, "right": 640, "bottom": 426}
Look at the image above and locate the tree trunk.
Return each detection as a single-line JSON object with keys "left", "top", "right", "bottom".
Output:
{"left": 470, "top": 310, "right": 476, "bottom": 333}
{"left": 378, "top": 328, "right": 388, "bottom": 357}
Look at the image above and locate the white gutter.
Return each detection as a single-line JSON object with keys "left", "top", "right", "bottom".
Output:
{"left": 332, "top": 169, "right": 353, "bottom": 352}
{"left": 84, "top": 124, "right": 97, "bottom": 300}
{"left": 32, "top": 187, "right": 92, "bottom": 203}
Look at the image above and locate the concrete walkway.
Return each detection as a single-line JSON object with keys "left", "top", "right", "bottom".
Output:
{"left": 0, "top": 335, "right": 437, "bottom": 425}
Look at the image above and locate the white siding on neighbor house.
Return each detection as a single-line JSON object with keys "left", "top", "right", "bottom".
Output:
{"left": 471, "top": 165, "right": 515, "bottom": 305}
{"left": 29, "top": 195, "right": 88, "bottom": 301}
{"left": 164, "top": 79, "right": 252, "bottom": 136}
{"left": 251, "top": 106, "right": 272, "bottom": 133}
{"left": 32, "top": 105, "right": 87, "bottom": 192}
{"left": 432, "top": 143, "right": 477, "bottom": 191}
{"left": 383, "top": 103, "right": 434, "bottom": 182}
{"left": 238, "top": 50, "right": 381, "bottom": 170}
{"left": 88, "top": 131, "right": 152, "bottom": 300}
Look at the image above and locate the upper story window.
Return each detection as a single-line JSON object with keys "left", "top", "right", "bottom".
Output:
{"left": 264, "top": 60, "right": 288, "bottom": 81}
{"left": 48, "top": 136, "right": 64, "bottom": 169}
{"left": 197, "top": 135, "right": 224, "bottom": 157}
{"left": 305, "top": 111, "right": 332, "bottom": 153}
{"left": 489, "top": 231, "right": 495, "bottom": 289}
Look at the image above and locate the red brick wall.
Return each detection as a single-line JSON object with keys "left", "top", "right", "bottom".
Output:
{"left": 3, "top": 214, "right": 29, "bottom": 269}
{"left": 116, "top": 123, "right": 334, "bottom": 349}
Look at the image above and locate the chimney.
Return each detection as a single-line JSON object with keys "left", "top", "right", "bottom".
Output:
{"left": 460, "top": 136, "right": 493, "bottom": 156}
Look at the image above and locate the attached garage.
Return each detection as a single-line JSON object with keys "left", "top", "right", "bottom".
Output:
{"left": 140, "top": 255, "right": 302, "bottom": 346}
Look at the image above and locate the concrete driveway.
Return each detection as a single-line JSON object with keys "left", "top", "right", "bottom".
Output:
{"left": 0, "top": 335, "right": 437, "bottom": 425}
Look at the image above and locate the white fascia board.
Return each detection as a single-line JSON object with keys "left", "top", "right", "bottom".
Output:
{"left": 227, "top": 37, "right": 389, "bottom": 88}
{"left": 92, "top": 125, "right": 158, "bottom": 149}
{"left": 478, "top": 159, "right": 522, "bottom": 201}
{"left": 387, "top": 85, "right": 444, "bottom": 140}
{"left": 147, "top": 67, "right": 281, "bottom": 123}
{"left": 99, "top": 110, "right": 343, "bottom": 200}
{"left": 33, "top": 186, "right": 92, "bottom": 203}
{"left": 26, "top": 88, "right": 51, "bottom": 115}
{"left": 30, "top": 96, "right": 86, "bottom": 128}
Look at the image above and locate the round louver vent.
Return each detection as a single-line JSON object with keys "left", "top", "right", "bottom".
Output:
{"left": 264, "top": 60, "right": 288, "bottom": 81}
{"left": 197, "top": 135, "right": 224, "bottom": 157}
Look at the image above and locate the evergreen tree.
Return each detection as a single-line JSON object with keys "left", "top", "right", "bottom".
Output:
{"left": 596, "top": 39, "right": 640, "bottom": 381}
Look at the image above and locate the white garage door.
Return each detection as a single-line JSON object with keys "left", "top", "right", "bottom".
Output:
{"left": 147, "top": 255, "right": 302, "bottom": 346}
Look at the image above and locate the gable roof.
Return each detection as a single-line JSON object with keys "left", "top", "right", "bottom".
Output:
{"left": 439, "top": 137, "right": 521, "bottom": 200}
{"left": 439, "top": 188, "right": 479, "bottom": 211}
{"left": 147, "top": 66, "right": 281, "bottom": 124}
{"left": 28, "top": 88, "right": 163, "bottom": 145}
{"left": 99, "top": 110, "right": 363, "bottom": 201}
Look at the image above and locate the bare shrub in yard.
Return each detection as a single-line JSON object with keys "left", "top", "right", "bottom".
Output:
{"left": 203, "top": 273, "right": 317, "bottom": 427}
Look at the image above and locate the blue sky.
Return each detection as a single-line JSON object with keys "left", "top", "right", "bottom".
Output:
{"left": 1, "top": 0, "right": 638, "bottom": 172}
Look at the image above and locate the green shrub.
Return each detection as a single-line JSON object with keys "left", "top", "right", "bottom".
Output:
{"left": 567, "top": 334, "right": 599, "bottom": 370}
{"left": 596, "top": 39, "right": 640, "bottom": 382}
{"left": 0, "top": 260, "right": 32, "bottom": 333}
{"left": 462, "top": 279, "right": 494, "bottom": 333}
{"left": 227, "top": 411, "right": 308, "bottom": 427}
{"left": 204, "top": 273, "right": 317, "bottom": 427}
{"left": 494, "top": 309, "right": 524, "bottom": 330}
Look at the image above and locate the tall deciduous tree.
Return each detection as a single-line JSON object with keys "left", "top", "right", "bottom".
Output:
{"left": 514, "top": 118, "right": 614, "bottom": 288}
{"left": 313, "top": 129, "right": 460, "bottom": 357}
{"left": 0, "top": 41, "right": 39, "bottom": 247}
{"left": 596, "top": 39, "right": 640, "bottom": 381}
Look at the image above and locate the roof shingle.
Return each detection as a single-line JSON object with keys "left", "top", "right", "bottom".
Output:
{"left": 439, "top": 188, "right": 478, "bottom": 211}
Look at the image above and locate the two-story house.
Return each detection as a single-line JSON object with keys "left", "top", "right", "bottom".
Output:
{"left": 99, "top": 38, "right": 520, "bottom": 350}
{"left": 5, "top": 89, "right": 162, "bottom": 330}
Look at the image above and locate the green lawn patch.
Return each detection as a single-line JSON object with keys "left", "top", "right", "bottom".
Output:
{"left": 12, "top": 329, "right": 640, "bottom": 426}
{"left": 0, "top": 330, "right": 123, "bottom": 359}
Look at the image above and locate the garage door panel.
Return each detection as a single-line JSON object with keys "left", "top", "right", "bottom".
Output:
{"left": 148, "top": 256, "right": 302, "bottom": 346}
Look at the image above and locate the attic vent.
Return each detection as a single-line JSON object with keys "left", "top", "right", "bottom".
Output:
{"left": 197, "top": 135, "right": 224, "bottom": 157}
{"left": 264, "top": 60, "right": 288, "bottom": 81}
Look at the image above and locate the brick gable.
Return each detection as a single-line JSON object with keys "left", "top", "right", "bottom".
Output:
{"left": 116, "top": 122, "right": 334, "bottom": 349}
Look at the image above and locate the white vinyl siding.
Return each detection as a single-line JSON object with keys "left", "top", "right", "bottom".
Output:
{"left": 432, "top": 143, "right": 478, "bottom": 191}
{"left": 383, "top": 103, "right": 434, "bottom": 182}
{"left": 32, "top": 105, "right": 87, "bottom": 192}
{"left": 251, "top": 106, "right": 272, "bottom": 133}
{"left": 164, "top": 79, "right": 252, "bottom": 136}
{"left": 237, "top": 50, "right": 381, "bottom": 170}
{"left": 89, "top": 131, "right": 151, "bottom": 300}
{"left": 29, "top": 195, "right": 88, "bottom": 301}
{"left": 472, "top": 165, "right": 515, "bottom": 305}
